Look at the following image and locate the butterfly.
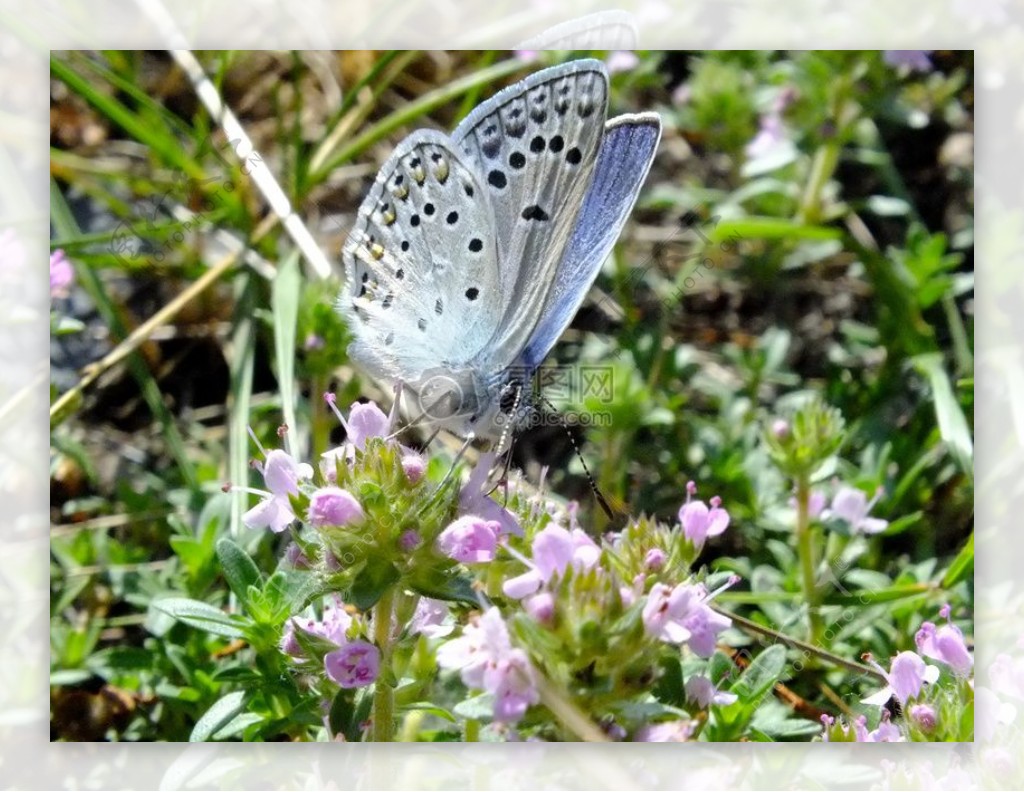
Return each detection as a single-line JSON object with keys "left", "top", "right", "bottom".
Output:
{"left": 339, "top": 58, "right": 661, "bottom": 443}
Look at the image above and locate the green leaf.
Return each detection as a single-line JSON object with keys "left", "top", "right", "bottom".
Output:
{"left": 271, "top": 251, "right": 302, "bottom": 445}
{"left": 912, "top": 353, "right": 973, "bottom": 479}
{"left": 349, "top": 560, "right": 401, "bottom": 611}
{"left": 190, "top": 690, "right": 247, "bottom": 742}
{"left": 216, "top": 538, "right": 263, "bottom": 607}
{"left": 152, "top": 597, "right": 244, "bottom": 638}
{"left": 653, "top": 656, "right": 685, "bottom": 708}
{"left": 941, "top": 531, "right": 974, "bottom": 589}
{"left": 410, "top": 573, "right": 479, "bottom": 606}
{"left": 401, "top": 702, "right": 457, "bottom": 723}
{"left": 730, "top": 645, "right": 787, "bottom": 704}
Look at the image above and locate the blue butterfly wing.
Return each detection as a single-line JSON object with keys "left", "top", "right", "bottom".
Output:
{"left": 520, "top": 112, "right": 661, "bottom": 371}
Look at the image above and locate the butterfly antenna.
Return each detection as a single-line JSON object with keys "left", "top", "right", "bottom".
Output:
{"left": 538, "top": 395, "right": 615, "bottom": 521}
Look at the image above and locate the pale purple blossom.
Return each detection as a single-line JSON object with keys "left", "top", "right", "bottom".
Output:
{"left": 320, "top": 396, "right": 401, "bottom": 479}
{"left": 307, "top": 486, "right": 364, "bottom": 528}
{"left": 685, "top": 675, "right": 737, "bottom": 708}
{"left": 916, "top": 618, "right": 973, "bottom": 676}
{"left": 821, "top": 712, "right": 903, "bottom": 742}
{"left": 883, "top": 50, "right": 932, "bottom": 72}
{"left": 745, "top": 113, "right": 788, "bottom": 160}
{"left": 436, "top": 607, "right": 539, "bottom": 724}
{"left": 280, "top": 600, "right": 353, "bottom": 657}
{"left": 909, "top": 703, "right": 937, "bottom": 732}
{"left": 437, "top": 515, "right": 499, "bottom": 563}
{"left": 410, "top": 597, "right": 453, "bottom": 639}
{"left": 823, "top": 486, "right": 888, "bottom": 534}
{"left": 243, "top": 448, "right": 312, "bottom": 533}
{"left": 325, "top": 640, "right": 380, "bottom": 688}
{"left": 524, "top": 591, "right": 555, "bottom": 624}
{"left": 402, "top": 453, "right": 426, "bottom": 483}
{"left": 862, "top": 651, "right": 940, "bottom": 706}
{"left": 502, "top": 524, "right": 601, "bottom": 599}
{"left": 634, "top": 720, "right": 693, "bottom": 742}
{"left": 678, "top": 489, "right": 730, "bottom": 550}
{"left": 303, "top": 333, "right": 325, "bottom": 351}
{"left": 606, "top": 50, "right": 639, "bottom": 74}
{"left": 50, "top": 249, "right": 74, "bottom": 298}
{"left": 644, "top": 548, "right": 667, "bottom": 571}
{"left": 642, "top": 580, "right": 734, "bottom": 657}
{"left": 399, "top": 529, "right": 421, "bottom": 552}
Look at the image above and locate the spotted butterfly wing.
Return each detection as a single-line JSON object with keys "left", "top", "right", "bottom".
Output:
{"left": 451, "top": 59, "right": 610, "bottom": 365}
{"left": 521, "top": 112, "right": 661, "bottom": 371}
{"left": 340, "top": 130, "right": 503, "bottom": 384}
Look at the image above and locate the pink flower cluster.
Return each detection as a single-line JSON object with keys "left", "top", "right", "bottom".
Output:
{"left": 821, "top": 711, "right": 904, "bottom": 742}
{"left": 436, "top": 607, "right": 539, "bottom": 723}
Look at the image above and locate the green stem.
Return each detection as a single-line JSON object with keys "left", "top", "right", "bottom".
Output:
{"left": 795, "top": 475, "right": 823, "bottom": 646}
{"left": 311, "top": 372, "right": 331, "bottom": 460}
{"left": 797, "top": 139, "right": 841, "bottom": 226}
{"left": 372, "top": 587, "right": 396, "bottom": 742}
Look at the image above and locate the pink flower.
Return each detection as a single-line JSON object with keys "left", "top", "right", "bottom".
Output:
{"left": 243, "top": 449, "right": 312, "bottom": 533}
{"left": 307, "top": 486, "right": 364, "bottom": 528}
{"left": 909, "top": 703, "right": 937, "bottom": 732}
{"left": 883, "top": 50, "right": 932, "bottom": 72}
{"left": 437, "top": 515, "right": 499, "bottom": 563}
{"left": 685, "top": 675, "right": 737, "bottom": 708}
{"left": 50, "top": 249, "right": 74, "bottom": 298}
{"left": 644, "top": 548, "right": 667, "bottom": 571}
{"left": 642, "top": 581, "right": 733, "bottom": 657}
{"left": 501, "top": 524, "right": 601, "bottom": 599}
{"left": 862, "top": 651, "right": 940, "bottom": 706}
{"left": 679, "top": 494, "right": 730, "bottom": 550}
{"left": 280, "top": 600, "right": 353, "bottom": 657}
{"left": 325, "top": 640, "right": 380, "bottom": 688}
{"left": 410, "top": 597, "right": 453, "bottom": 639}
{"left": 345, "top": 401, "right": 390, "bottom": 449}
{"left": 916, "top": 619, "right": 973, "bottom": 676}
{"left": 823, "top": 486, "right": 888, "bottom": 534}
{"left": 401, "top": 453, "right": 426, "bottom": 483}
{"left": 436, "top": 608, "right": 538, "bottom": 724}
{"left": 745, "top": 113, "right": 789, "bottom": 160}
{"left": 634, "top": 720, "right": 693, "bottom": 742}
{"left": 606, "top": 50, "right": 639, "bottom": 74}
{"left": 524, "top": 592, "right": 555, "bottom": 624}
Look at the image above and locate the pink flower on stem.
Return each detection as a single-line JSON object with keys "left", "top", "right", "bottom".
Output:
{"left": 862, "top": 651, "right": 940, "bottom": 706}
{"left": 437, "top": 515, "right": 500, "bottom": 563}
{"left": 634, "top": 720, "right": 693, "bottom": 742}
{"left": 436, "top": 607, "right": 539, "bottom": 724}
{"left": 685, "top": 675, "right": 737, "bottom": 708}
{"left": 242, "top": 448, "right": 312, "bottom": 533}
{"left": 823, "top": 486, "right": 888, "bottom": 534}
{"left": 307, "top": 486, "right": 364, "bottom": 528}
{"left": 916, "top": 613, "right": 973, "bottom": 677}
{"left": 502, "top": 523, "right": 600, "bottom": 599}
{"left": 280, "top": 599, "right": 353, "bottom": 657}
{"left": 325, "top": 640, "right": 381, "bottom": 688}
{"left": 642, "top": 577, "right": 736, "bottom": 657}
{"left": 678, "top": 485, "right": 730, "bottom": 550}
{"left": 410, "top": 597, "right": 453, "bottom": 639}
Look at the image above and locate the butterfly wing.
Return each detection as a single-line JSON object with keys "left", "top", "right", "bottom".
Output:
{"left": 340, "top": 130, "right": 503, "bottom": 383}
{"left": 451, "top": 59, "right": 610, "bottom": 368}
{"left": 520, "top": 112, "right": 661, "bottom": 371}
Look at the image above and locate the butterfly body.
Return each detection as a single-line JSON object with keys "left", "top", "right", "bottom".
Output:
{"left": 340, "top": 59, "right": 661, "bottom": 441}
